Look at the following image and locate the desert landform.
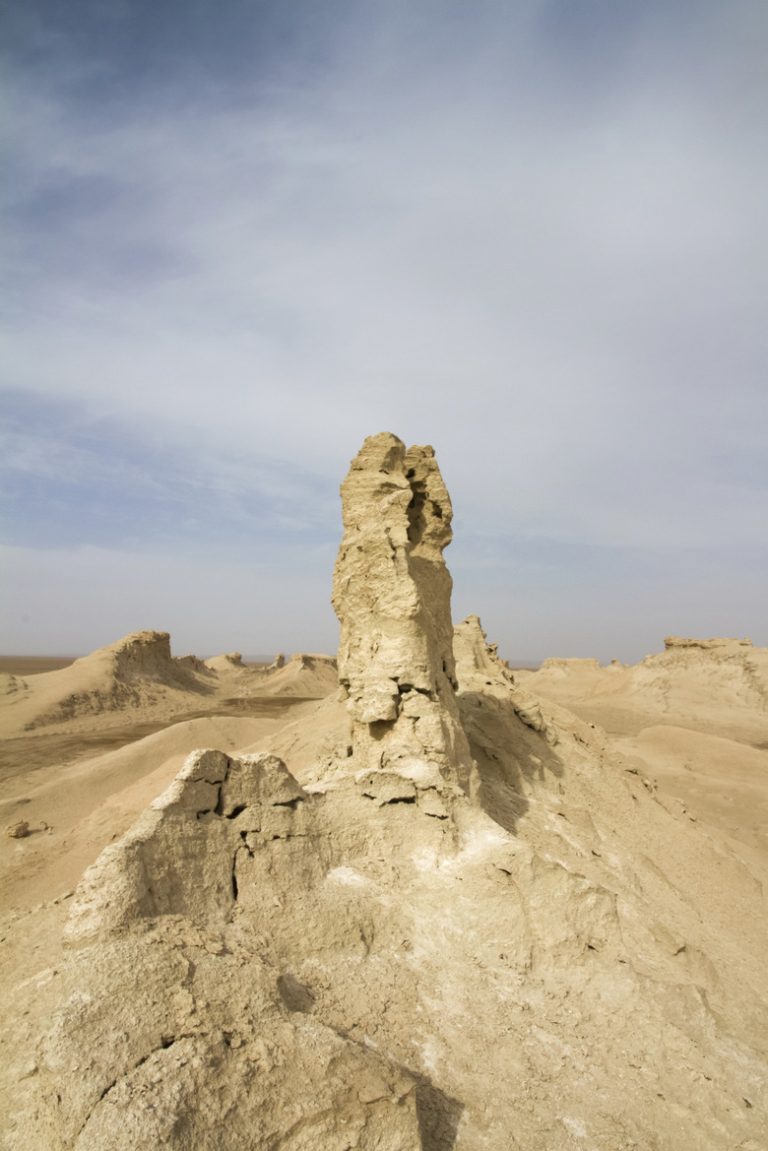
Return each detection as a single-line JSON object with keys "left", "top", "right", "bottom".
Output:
{"left": 1, "top": 433, "right": 766, "bottom": 1150}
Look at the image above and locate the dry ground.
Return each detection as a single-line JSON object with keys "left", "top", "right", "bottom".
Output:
{"left": 1, "top": 634, "right": 766, "bottom": 1150}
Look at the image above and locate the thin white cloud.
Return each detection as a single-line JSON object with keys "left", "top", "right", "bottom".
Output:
{"left": 2, "top": 1, "right": 766, "bottom": 656}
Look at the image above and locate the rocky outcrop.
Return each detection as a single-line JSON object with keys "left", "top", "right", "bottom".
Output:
{"left": 454, "top": 615, "right": 558, "bottom": 745}
{"left": 204, "top": 651, "right": 244, "bottom": 671}
{"left": 663, "top": 635, "right": 753, "bottom": 650}
{"left": 332, "top": 433, "right": 474, "bottom": 793}
{"left": 63, "top": 749, "right": 308, "bottom": 944}
{"left": 36, "top": 750, "right": 424, "bottom": 1150}
{"left": 453, "top": 615, "right": 516, "bottom": 696}
{"left": 22, "top": 631, "right": 213, "bottom": 730}
{"left": 259, "top": 653, "right": 339, "bottom": 698}
{"left": 109, "top": 631, "right": 179, "bottom": 680}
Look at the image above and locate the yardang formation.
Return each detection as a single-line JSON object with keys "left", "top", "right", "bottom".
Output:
{"left": 4, "top": 433, "right": 767, "bottom": 1151}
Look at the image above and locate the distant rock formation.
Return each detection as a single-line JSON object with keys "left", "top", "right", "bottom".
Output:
{"left": 21, "top": 631, "right": 212, "bottom": 730}
{"left": 522, "top": 633, "right": 768, "bottom": 742}
{"left": 204, "top": 651, "right": 246, "bottom": 672}
{"left": 176, "top": 653, "right": 211, "bottom": 672}
{"left": 259, "top": 653, "right": 339, "bottom": 698}
{"left": 454, "top": 615, "right": 558, "bottom": 745}
{"left": 108, "top": 630, "right": 180, "bottom": 679}
{"left": 664, "top": 635, "right": 753, "bottom": 650}
{"left": 332, "top": 433, "right": 474, "bottom": 793}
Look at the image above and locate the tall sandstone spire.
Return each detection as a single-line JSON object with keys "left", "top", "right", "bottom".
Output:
{"left": 332, "top": 432, "right": 474, "bottom": 793}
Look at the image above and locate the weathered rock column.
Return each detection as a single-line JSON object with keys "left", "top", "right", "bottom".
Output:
{"left": 332, "top": 432, "right": 474, "bottom": 792}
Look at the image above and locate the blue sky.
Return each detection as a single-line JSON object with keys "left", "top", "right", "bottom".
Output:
{"left": 2, "top": 1, "right": 766, "bottom": 659}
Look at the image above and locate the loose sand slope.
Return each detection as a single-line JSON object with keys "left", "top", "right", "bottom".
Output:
{"left": 517, "top": 635, "right": 768, "bottom": 866}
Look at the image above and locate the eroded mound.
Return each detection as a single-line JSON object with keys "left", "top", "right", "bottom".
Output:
{"left": 526, "top": 634, "right": 768, "bottom": 741}
{"left": 258, "top": 653, "right": 339, "bottom": 698}
{"left": 0, "top": 631, "right": 215, "bottom": 734}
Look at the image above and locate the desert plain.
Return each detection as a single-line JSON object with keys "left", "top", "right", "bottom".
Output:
{"left": 1, "top": 433, "right": 766, "bottom": 1150}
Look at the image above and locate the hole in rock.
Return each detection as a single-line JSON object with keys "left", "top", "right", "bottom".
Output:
{"left": 369, "top": 719, "right": 396, "bottom": 740}
{"left": 406, "top": 485, "right": 427, "bottom": 544}
{"left": 277, "top": 973, "right": 315, "bottom": 1014}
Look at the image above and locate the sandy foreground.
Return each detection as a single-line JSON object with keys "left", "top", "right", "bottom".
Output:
{"left": 0, "top": 627, "right": 766, "bottom": 1149}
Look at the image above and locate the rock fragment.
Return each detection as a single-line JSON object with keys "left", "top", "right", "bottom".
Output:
{"left": 6, "top": 821, "right": 30, "bottom": 839}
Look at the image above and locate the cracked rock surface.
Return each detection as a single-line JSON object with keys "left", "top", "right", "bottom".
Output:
{"left": 32, "top": 750, "right": 424, "bottom": 1150}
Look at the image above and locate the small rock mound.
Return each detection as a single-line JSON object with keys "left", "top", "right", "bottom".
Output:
{"left": 258, "top": 653, "right": 339, "bottom": 698}
{"left": 204, "top": 651, "right": 245, "bottom": 672}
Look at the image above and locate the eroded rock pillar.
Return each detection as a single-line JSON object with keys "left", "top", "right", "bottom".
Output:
{"left": 332, "top": 432, "right": 473, "bottom": 792}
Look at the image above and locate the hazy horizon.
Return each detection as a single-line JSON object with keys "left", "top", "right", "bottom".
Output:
{"left": 3, "top": 2, "right": 766, "bottom": 663}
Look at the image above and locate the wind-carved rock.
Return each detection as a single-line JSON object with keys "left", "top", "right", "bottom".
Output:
{"left": 332, "top": 432, "right": 474, "bottom": 794}
{"left": 454, "top": 614, "right": 559, "bottom": 746}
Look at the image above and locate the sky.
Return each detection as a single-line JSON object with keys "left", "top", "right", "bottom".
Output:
{"left": 2, "top": 0, "right": 766, "bottom": 662}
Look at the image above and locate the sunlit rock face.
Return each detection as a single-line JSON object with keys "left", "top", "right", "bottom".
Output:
{"left": 332, "top": 432, "right": 474, "bottom": 794}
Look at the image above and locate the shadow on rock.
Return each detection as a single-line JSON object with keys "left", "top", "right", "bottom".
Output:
{"left": 412, "top": 1073, "right": 464, "bottom": 1151}
{"left": 459, "top": 690, "right": 565, "bottom": 836}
